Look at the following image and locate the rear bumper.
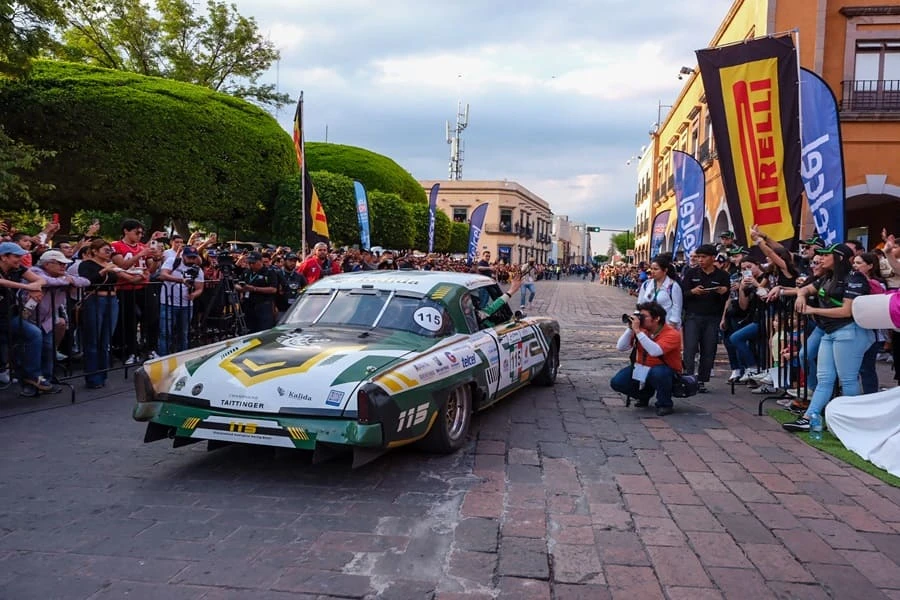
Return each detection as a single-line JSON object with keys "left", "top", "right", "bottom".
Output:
{"left": 138, "top": 402, "right": 383, "bottom": 449}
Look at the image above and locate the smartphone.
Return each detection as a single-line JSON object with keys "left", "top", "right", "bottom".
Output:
{"left": 742, "top": 269, "right": 753, "bottom": 278}
{"left": 52, "top": 213, "right": 59, "bottom": 224}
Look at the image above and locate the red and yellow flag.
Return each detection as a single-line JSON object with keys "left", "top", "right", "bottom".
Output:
{"left": 293, "top": 94, "right": 330, "bottom": 245}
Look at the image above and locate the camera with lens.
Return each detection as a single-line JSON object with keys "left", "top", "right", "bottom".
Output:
{"left": 622, "top": 311, "right": 642, "bottom": 324}
{"left": 215, "top": 252, "right": 236, "bottom": 276}
{"left": 184, "top": 265, "right": 200, "bottom": 280}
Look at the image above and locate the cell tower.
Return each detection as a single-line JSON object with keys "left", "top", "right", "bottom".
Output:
{"left": 445, "top": 101, "right": 469, "bottom": 180}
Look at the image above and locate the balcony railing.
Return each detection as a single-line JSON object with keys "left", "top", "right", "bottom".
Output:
{"left": 841, "top": 80, "right": 900, "bottom": 112}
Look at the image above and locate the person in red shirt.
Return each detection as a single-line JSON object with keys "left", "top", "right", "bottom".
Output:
{"left": 297, "top": 242, "right": 341, "bottom": 285}
{"left": 610, "top": 301, "right": 684, "bottom": 416}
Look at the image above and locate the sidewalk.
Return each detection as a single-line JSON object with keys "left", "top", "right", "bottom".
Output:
{"left": 452, "top": 279, "right": 900, "bottom": 600}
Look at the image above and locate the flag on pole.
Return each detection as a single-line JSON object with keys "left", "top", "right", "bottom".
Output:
{"left": 427, "top": 183, "right": 440, "bottom": 253}
{"left": 353, "top": 181, "right": 371, "bottom": 250}
{"left": 696, "top": 34, "right": 802, "bottom": 248}
{"left": 467, "top": 203, "right": 489, "bottom": 264}
{"left": 672, "top": 150, "right": 706, "bottom": 256}
{"left": 800, "top": 68, "right": 845, "bottom": 246}
{"left": 651, "top": 210, "right": 670, "bottom": 257}
{"left": 293, "top": 93, "right": 329, "bottom": 249}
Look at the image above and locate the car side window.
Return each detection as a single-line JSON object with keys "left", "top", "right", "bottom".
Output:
{"left": 486, "top": 284, "right": 513, "bottom": 325}
{"left": 460, "top": 293, "right": 479, "bottom": 333}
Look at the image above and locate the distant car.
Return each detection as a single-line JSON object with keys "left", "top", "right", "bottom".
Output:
{"left": 134, "top": 271, "right": 560, "bottom": 466}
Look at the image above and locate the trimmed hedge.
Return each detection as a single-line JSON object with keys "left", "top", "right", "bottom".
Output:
{"left": 305, "top": 142, "right": 427, "bottom": 205}
{"left": 0, "top": 61, "right": 296, "bottom": 229}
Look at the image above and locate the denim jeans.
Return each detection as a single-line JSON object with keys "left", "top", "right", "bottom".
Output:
{"left": 859, "top": 340, "right": 882, "bottom": 395}
{"left": 520, "top": 283, "right": 536, "bottom": 306}
{"left": 158, "top": 304, "right": 192, "bottom": 356}
{"left": 800, "top": 326, "right": 823, "bottom": 393}
{"left": 729, "top": 322, "right": 760, "bottom": 371}
{"left": 81, "top": 295, "right": 119, "bottom": 387}
{"left": 8, "top": 315, "right": 42, "bottom": 381}
{"left": 610, "top": 364, "right": 675, "bottom": 408}
{"left": 806, "top": 322, "right": 874, "bottom": 418}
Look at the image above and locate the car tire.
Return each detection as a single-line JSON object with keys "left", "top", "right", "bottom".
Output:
{"left": 534, "top": 337, "right": 559, "bottom": 386}
{"left": 418, "top": 384, "right": 472, "bottom": 453}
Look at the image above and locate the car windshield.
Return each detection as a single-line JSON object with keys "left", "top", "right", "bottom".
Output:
{"left": 284, "top": 289, "right": 454, "bottom": 338}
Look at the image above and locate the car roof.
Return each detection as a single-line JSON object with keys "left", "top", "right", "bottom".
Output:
{"left": 307, "top": 270, "right": 496, "bottom": 294}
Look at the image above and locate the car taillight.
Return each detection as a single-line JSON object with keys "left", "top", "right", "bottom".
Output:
{"left": 357, "top": 388, "right": 371, "bottom": 424}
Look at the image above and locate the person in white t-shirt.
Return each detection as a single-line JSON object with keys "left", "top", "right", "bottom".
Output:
{"left": 636, "top": 253, "right": 683, "bottom": 330}
{"left": 157, "top": 246, "right": 204, "bottom": 355}
{"left": 519, "top": 260, "right": 537, "bottom": 309}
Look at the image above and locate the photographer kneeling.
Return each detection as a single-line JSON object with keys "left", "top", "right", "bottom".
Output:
{"left": 610, "top": 301, "right": 684, "bottom": 416}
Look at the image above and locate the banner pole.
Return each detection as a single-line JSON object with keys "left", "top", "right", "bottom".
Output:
{"left": 793, "top": 28, "right": 809, "bottom": 241}
{"left": 300, "top": 92, "right": 307, "bottom": 257}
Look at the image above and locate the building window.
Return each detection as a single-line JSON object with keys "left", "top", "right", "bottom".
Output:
{"left": 844, "top": 40, "right": 900, "bottom": 111}
{"left": 498, "top": 246, "right": 511, "bottom": 264}
{"left": 453, "top": 207, "right": 468, "bottom": 223}
{"left": 499, "top": 209, "right": 512, "bottom": 232}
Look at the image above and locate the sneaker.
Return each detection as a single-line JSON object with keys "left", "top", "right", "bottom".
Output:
{"left": 783, "top": 417, "right": 810, "bottom": 432}
{"left": 146, "top": 351, "right": 160, "bottom": 361}
{"left": 55, "top": 351, "right": 68, "bottom": 361}
{"left": 788, "top": 402, "right": 809, "bottom": 415}
{"left": 19, "top": 385, "right": 38, "bottom": 398}
{"left": 785, "top": 388, "right": 800, "bottom": 399}
{"left": 751, "top": 384, "right": 778, "bottom": 394}
{"left": 520, "top": 304, "right": 526, "bottom": 310}
{"left": 124, "top": 354, "right": 138, "bottom": 366}
{"left": 749, "top": 371, "right": 773, "bottom": 384}
{"left": 23, "top": 376, "right": 56, "bottom": 393}
{"left": 739, "top": 369, "right": 761, "bottom": 383}
{"left": 776, "top": 398, "right": 793, "bottom": 407}
{"left": 698, "top": 382, "right": 709, "bottom": 393}
{"left": 728, "top": 369, "right": 743, "bottom": 383}
{"left": 0, "top": 369, "right": 9, "bottom": 385}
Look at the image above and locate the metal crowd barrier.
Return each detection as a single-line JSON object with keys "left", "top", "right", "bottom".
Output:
{"left": 0, "top": 277, "right": 252, "bottom": 403}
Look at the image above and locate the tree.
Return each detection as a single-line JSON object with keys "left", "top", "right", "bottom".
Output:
{"left": 272, "top": 170, "right": 358, "bottom": 249}
{"left": 57, "top": 0, "right": 287, "bottom": 107}
{"left": 368, "top": 191, "right": 414, "bottom": 250}
{"left": 592, "top": 254, "right": 609, "bottom": 264}
{"left": 610, "top": 231, "right": 635, "bottom": 254}
{"left": 306, "top": 143, "right": 427, "bottom": 205}
{"left": 408, "top": 202, "right": 451, "bottom": 252}
{"left": 0, "top": 61, "right": 296, "bottom": 231}
{"left": 449, "top": 221, "right": 469, "bottom": 254}
{"left": 1, "top": 0, "right": 65, "bottom": 76}
{"left": 0, "top": 125, "right": 55, "bottom": 206}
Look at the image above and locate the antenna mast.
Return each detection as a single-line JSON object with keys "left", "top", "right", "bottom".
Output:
{"left": 445, "top": 101, "right": 469, "bottom": 180}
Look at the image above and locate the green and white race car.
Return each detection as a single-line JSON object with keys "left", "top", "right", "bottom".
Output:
{"left": 134, "top": 271, "right": 560, "bottom": 466}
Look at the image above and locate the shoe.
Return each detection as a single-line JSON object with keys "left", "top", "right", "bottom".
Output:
{"left": 739, "top": 369, "right": 761, "bottom": 383}
{"left": 146, "top": 351, "right": 160, "bottom": 361}
{"left": 19, "top": 385, "right": 38, "bottom": 398}
{"left": 520, "top": 304, "right": 526, "bottom": 310}
{"left": 776, "top": 398, "right": 793, "bottom": 407}
{"left": 23, "top": 377, "right": 56, "bottom": 393}
{"left": 55, "top": 351, "right": 68, "bottom": 361}
{"left": 751, "top": 384, "right": 778, "bottom": 394}
{"left": 783, "top": 417, "right": 810, "bottom": 432}
{"left": 0, "top": 369, "right": 9, "bottom": 385}
{"left": 86, "top": 382, "right": 106, "bottom": 390}
{"left": 633, "top": 399, "right": 650, "bottom": 408}
{"left": 785, "top": 388, "right": 800, "bottom": 399}
{"left": 124, "top": 354, "right": 138, "bottom": 366}
{"left": 656, "top": 406, "right": 674, "bottom": 416}
{"left": 749, "top": 371, "right": 773, "bottom": 384}
{"left": 698, "top": 382, "right": 709, "bottom": 393}
{"left": 728, "top": 369, "right": 743, "bottom": 383}
{"left": 788, "top": 402, "right": 809, "bottom": 415}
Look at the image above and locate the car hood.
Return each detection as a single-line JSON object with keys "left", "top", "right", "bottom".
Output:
{"left": 161, "top": 326, "right": 443, "bottom": 415}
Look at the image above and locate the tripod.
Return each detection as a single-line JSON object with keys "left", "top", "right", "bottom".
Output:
{"left": 197, "top": 274, "right": 248, "bottom": 344}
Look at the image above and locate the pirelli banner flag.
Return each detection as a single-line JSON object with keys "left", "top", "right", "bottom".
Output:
{"left": 696, "top": 34, "right": 803, "bottom": 248}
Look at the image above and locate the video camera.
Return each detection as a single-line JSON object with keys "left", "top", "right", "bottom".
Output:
{"left": 215, "top": 252, "right": 237, "bottom": 275}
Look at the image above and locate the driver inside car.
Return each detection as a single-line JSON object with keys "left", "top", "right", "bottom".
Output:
{"left": 474, "top": 275, "right": 523, "bottom": 328}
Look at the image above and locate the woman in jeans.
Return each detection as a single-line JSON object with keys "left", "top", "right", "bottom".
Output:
{"left": 784, "top": 243, "right": 874, "bottom": 432}
{"left": 854, "top": 252, "right": 887, "bottom": 394}
{"left": 77, "top": 240, "right": 141, "bottom": 389}
{"left": 722, "top": 258, "right": 767, "bottom": 382}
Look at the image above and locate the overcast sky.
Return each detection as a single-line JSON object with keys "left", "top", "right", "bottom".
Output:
{"left": 237, "top": 0, "right": 734, "bottom": 252}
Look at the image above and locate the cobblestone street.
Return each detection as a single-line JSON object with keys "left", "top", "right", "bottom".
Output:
{"left": 2, "top": 278, "right": 899, "bottom": 599}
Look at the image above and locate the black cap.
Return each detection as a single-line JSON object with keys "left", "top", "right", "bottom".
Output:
{"left": 284, "top": 252, "right": 298, "bottom": 260}
{"left": 726, "top": 245, "right": 748, "bottom": 256}
{"left": 694, "top": 243, "right": 718, "bottom": 256}
{"left": 720, "top": 230, "right": 735, "bottom": 239}
{"left": 814, "top": 243, "right": 853, "bottom": 259}
{"left": 182, "top": 246, "right": 199, "bottom": 257}
{"left": 246, "top": 251, "right": 262, "bottom": 262}
{"left": 802, "top": 234, "right": 826, "bottom": 249}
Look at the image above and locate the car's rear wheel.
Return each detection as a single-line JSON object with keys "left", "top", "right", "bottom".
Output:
{"left": 418, "top": 384, "right": 472, "bottom": 453}
{"left": 534, "top": 338, "right": 559, "bottom": 386}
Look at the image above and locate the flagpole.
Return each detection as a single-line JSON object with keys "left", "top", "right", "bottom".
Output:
{"left": 793, "top": 28, "right": 810, "bottom": 241}
{"left": 300, "top": 91, "right": 307, "bottom": 258}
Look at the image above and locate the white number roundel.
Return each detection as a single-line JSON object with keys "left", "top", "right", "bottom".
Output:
{"left": 413, "top": 307, "right": 443, "bottom": 331}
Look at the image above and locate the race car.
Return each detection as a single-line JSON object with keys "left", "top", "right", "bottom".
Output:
{"left": 133, "top": 271, "right": 560, "bottom": 466}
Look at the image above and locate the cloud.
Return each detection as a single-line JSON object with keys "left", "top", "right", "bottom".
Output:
{"left": 236, "top": 0, "right": 733, "bottom": 235}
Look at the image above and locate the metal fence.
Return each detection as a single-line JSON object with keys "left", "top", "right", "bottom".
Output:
{"left": 0, "top": 278, "right": 253, "bottom": 402}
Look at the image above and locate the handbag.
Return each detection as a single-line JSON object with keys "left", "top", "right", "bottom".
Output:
{"left": 672, "top": 372, "right": 700, "bottom": 398}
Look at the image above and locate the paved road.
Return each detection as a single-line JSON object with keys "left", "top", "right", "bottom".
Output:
{"left": 1, "top": 279, "right": 899, "bottom": 599}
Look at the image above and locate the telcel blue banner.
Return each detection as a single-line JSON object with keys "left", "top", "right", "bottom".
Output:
{"left": 651, "top": 210, "right": 670, "bottom": 258}
{"left": 672, "top": 150, "right": 706, "bottom": 257}
{"left": 800, "top": 68, "right": 844, "bottom": 246}
{"left": 427, "top": 183, "right": 439, "bottom": 253}
{"left": 467, "top": 203, "right": 489, "bottom": 264}
{"left": 353, "top": 181, "right": 371, "bottom": 250}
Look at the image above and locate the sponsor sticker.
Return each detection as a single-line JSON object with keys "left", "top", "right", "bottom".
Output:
{"left": 326, "top": 390, "right": 345, "bottom": 407}
{"left": 173, "top": 376, "right": 187, "bottom": 392}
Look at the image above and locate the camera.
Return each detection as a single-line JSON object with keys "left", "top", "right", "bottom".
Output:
{"left": 622, "top": 312, "right": 641, "bottom": 324}
{"left": 184, "top": 265, "right": 200, "bottom": 280}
